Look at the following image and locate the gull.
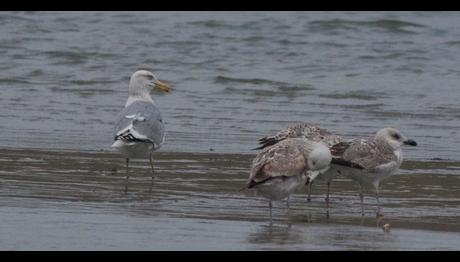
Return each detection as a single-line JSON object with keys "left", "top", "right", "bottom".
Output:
{"left": 329, "top": 127, "right": 417, "bottom": 217}
{"left": 111, "top": 70, "right": 171, "bottom": 189}
{"left": 246, "top": 137, "right": 332, "bottom": 222}
{"left": 255, "top": 123, "right": 344, "bottom": 208}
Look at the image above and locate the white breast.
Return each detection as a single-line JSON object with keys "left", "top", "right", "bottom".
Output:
{"left": 394, "top": 149, "right": 403, "bottom": 163}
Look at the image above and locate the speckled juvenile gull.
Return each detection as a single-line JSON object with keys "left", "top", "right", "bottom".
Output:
{"left": 255, "top": 123, "right": 342, "bottom": 150}
{"left": 112, "top": 70, "right": 171, "bottom": 188}
{"left": 246, "top": 137, "right": 332, "bottom": 222}
{"left": 330, "top": 127, "right": 417, "bottom": 217}
{"left": 255, "top": 123, "right": 344, "bottom": 209}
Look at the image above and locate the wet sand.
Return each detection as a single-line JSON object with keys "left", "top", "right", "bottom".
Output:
{"left": 0, "top": 148, "right": 459, "bottom": 250}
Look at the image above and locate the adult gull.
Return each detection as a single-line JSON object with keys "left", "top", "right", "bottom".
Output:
{"left": 112, "top": 70, "right": 171, "bottom": 188}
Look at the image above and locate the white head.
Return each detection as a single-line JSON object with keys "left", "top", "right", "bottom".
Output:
{"left": 375, "top": 127, "right": 417, "bottom": 149}
{"left": 307, "top": 142, "right": 332, "bottom": 171}
{"left": 128, "top": 70, "right": 171, "bottom": 99}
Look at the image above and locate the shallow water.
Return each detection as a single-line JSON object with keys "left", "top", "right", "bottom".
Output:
{"left": 1, "top": 11, "right": 460, "bottom": 159}
{"left": 1, "top": 11, "right": 460, "bottom": 250}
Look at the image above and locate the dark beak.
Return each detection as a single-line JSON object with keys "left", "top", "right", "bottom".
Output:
{"left": 403, "top": 139, "right": 417, "bottom": 146}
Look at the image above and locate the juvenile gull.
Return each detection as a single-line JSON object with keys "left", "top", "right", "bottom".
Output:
{"left": 246, "top": 137, "right": 332, "bottom": 221}
{"left": 112, "top": 70, "right": 171, "bottom": 188}
{"left": 255, "top": 123, "right": 344, "bottom": 208}
{"left": 255, "top": 123, "right": 342, "bottom": 151}
{"left": 330, "top": 127, "right": 417, "bottom": 217}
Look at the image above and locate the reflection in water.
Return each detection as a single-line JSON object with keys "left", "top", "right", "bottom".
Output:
{"left": 326, "top": 225, "right": 400, "bottom": 250}
{"left": 247, "top": 223, "right": 304, "bottom": 247}
{"left": 246, "top": 217, "right": 404, "bottom": 250}
{"left": 123, "top": 171, "right": 156, "bottom": 194}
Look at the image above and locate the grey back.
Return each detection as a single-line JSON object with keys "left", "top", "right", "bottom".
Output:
{"left": 113, "top": 101, "right": 165, "bottom": 147}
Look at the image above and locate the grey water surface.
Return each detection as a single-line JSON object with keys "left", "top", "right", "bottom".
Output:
{"left": 1, "top": 11, "right": 460, "bottom": 250}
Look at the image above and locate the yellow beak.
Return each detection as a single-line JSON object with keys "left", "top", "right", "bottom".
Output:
{"left": 150, "top": 80, "right": 171, "bottom": 93}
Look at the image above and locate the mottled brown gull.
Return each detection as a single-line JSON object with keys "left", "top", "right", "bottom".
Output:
{"left": 330, "top": 127, "right": 417, "bottom": 217}
{"left": 255, "top": 123, "right": 344, "bottom": 209}
{"left": 246, "top": 137, "right": 332, "bottom": 221}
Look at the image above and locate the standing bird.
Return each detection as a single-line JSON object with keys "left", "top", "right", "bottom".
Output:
{"left": 112, "top": 70, "right": 171, "bottom": 189}
{"left": 246, "top": 137, "right": 332, "bottom": 222}
{"left": 329, "top": 127, "right": 417, "bottom": 217}
{"left": 255, "top": 123, "right": 344, "bottom": 207}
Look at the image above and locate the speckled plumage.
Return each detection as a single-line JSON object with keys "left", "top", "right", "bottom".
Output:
{"left": 255, "top": 123, "right": 345, "bottom": 207}
{"left": 256, "top": 123, "right": 343, "bottom": 150}
{"left": 330, "top": 127, "right": 417, "bottom": 216}
{"left": 247, "top": 138, "right": 331, "bottom": 220}
{"left": 331, "top": 135, "right": 402, "bottom": 188}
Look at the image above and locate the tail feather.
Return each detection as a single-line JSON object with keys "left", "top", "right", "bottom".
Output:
{"left": 252, "top": 145, "right": 266, "bottom": 150}
{"left": 252, "top": 137, "right": 278, "bottom": 150}
{"left": 258, "top": 136, "right": 269, "bottom": 142}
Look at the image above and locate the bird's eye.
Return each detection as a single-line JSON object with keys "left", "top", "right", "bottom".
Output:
{"left": 392, "top": 133, "right": 401, "bottom": 140}
{"left": 145, "top": 75, "right": 154, "bottom": 80}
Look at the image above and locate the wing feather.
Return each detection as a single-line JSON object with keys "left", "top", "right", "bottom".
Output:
{"left": 330, "top": 138, "right": 398, "bottom": 171}
{"left": 248, "top": 138, "right": 310, "bottom": 188}
{"left": 113, "top": 101, "right": 165, "bottom": 148}
{"left": 255, "top": 123, "right": 342, "bottom": 150}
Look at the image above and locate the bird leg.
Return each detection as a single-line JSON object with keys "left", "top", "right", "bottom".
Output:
{"left": 359, "top": 183, "right": 364, "bottom": 216}
{"left": 376, "top": 187, "right": 383, "bottom": 217}
{"left": 325, "top": 182, "right": 330, "bottom": 217}
{"left": 307, "top": 180, "right": 314, "bottom": 202}
{"left": 149, "top": 153, "right": 155, "bottom": 180}
{"left": 124, "top": 158, "right": 130, "bottom": 193}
